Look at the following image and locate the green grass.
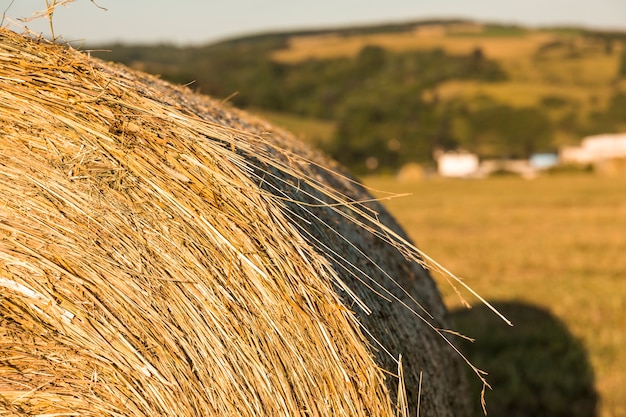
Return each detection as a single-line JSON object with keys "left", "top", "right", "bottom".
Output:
{"left": 364, "top": 173, "right": 626, "bottom": 417}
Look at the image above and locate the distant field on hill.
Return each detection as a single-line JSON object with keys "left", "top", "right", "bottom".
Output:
{"left": 271, "top": 24, "right": 552, "bottom": 62}
{"left": 364, "top": 173, "right": 626, "bottom": 417}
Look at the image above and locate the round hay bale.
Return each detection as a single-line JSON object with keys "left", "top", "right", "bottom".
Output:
{"left": 396, "top": 162, "right": 425, "bottom": 182}
{"left": 0, "top": 29, "right": 472, "bottom": 416}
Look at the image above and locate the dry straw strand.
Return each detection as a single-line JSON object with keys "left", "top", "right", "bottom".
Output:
{"left": 3, "top": 0, "right": 106, "bottom": 42}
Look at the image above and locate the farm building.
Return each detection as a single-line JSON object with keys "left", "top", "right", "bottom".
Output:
{"left": 529, "top": 153, "right": 559, "bottom": 170}
{"left": 560, "top": 133, "right": 626, "bottom": 164}
{"left": 436, "top": 151, "right": 479, "bottom": 177}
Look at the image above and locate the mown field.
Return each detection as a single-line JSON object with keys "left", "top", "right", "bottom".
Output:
{"left": 364, "top": 173, "right": 626, "bottom": 417}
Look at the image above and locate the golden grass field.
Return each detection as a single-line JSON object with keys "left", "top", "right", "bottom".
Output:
{"left": 364, "top": 173, "right": 626, "bottom": 417}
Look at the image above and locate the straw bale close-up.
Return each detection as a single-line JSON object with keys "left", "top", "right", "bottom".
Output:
{"left": 0, "top": 28, "right": 473, "bottom": 416}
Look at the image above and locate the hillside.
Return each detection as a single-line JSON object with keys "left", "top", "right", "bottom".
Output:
{"left": 90, "top": 20, "right": 626, "bottom": 174}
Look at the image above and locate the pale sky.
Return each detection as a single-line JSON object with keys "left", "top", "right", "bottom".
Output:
{"left": 2, "top": 0, "right": 625, "bottom": 46}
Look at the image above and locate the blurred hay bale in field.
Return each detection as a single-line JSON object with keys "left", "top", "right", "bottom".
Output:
{"left": 396, "top": 162, "right": 425, "bottom": 181}
{"left": 594, "top": 157, "right": 626, "bottom": 176}
{"left": 0, "top": 29, "right": 469, "bottom": 416}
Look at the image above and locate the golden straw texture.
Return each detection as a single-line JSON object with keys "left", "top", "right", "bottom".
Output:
{"left": 0, "top": 29, "right": 470, "bottom": 416}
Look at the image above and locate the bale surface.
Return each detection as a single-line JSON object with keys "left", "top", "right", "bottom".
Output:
{"left": 0, "top": 29, "right": 469, "bottom": 416}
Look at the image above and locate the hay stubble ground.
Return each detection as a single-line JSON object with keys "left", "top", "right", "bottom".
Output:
{"left": 365, "top": 174, "right": 626, "bottom": 417}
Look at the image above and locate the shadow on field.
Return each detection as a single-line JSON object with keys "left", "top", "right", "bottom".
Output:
{"left": 450, "top": 301, "right": 598, "bottom": 417}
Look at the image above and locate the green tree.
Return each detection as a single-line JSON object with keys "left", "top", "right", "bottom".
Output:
{"left": 619, "top": 47, "right": 626, "bottom": 78}
{"left": 459, "top": 105, "right": 553, "bottom": 158}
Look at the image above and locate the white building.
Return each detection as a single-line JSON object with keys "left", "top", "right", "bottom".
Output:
{"left": 561, "top": 133, "right": 626, "bottom": 164}
{"left": 436, "top": 151, "right": 479, "bottom": 178}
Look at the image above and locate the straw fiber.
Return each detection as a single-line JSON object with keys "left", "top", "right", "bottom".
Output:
{"left": 0, "top": 29, "right": 469, "bottom": 416}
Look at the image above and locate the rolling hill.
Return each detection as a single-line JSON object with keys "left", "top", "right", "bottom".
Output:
{"left": 91, "top": 20, "right": 626, "bottom": 174}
